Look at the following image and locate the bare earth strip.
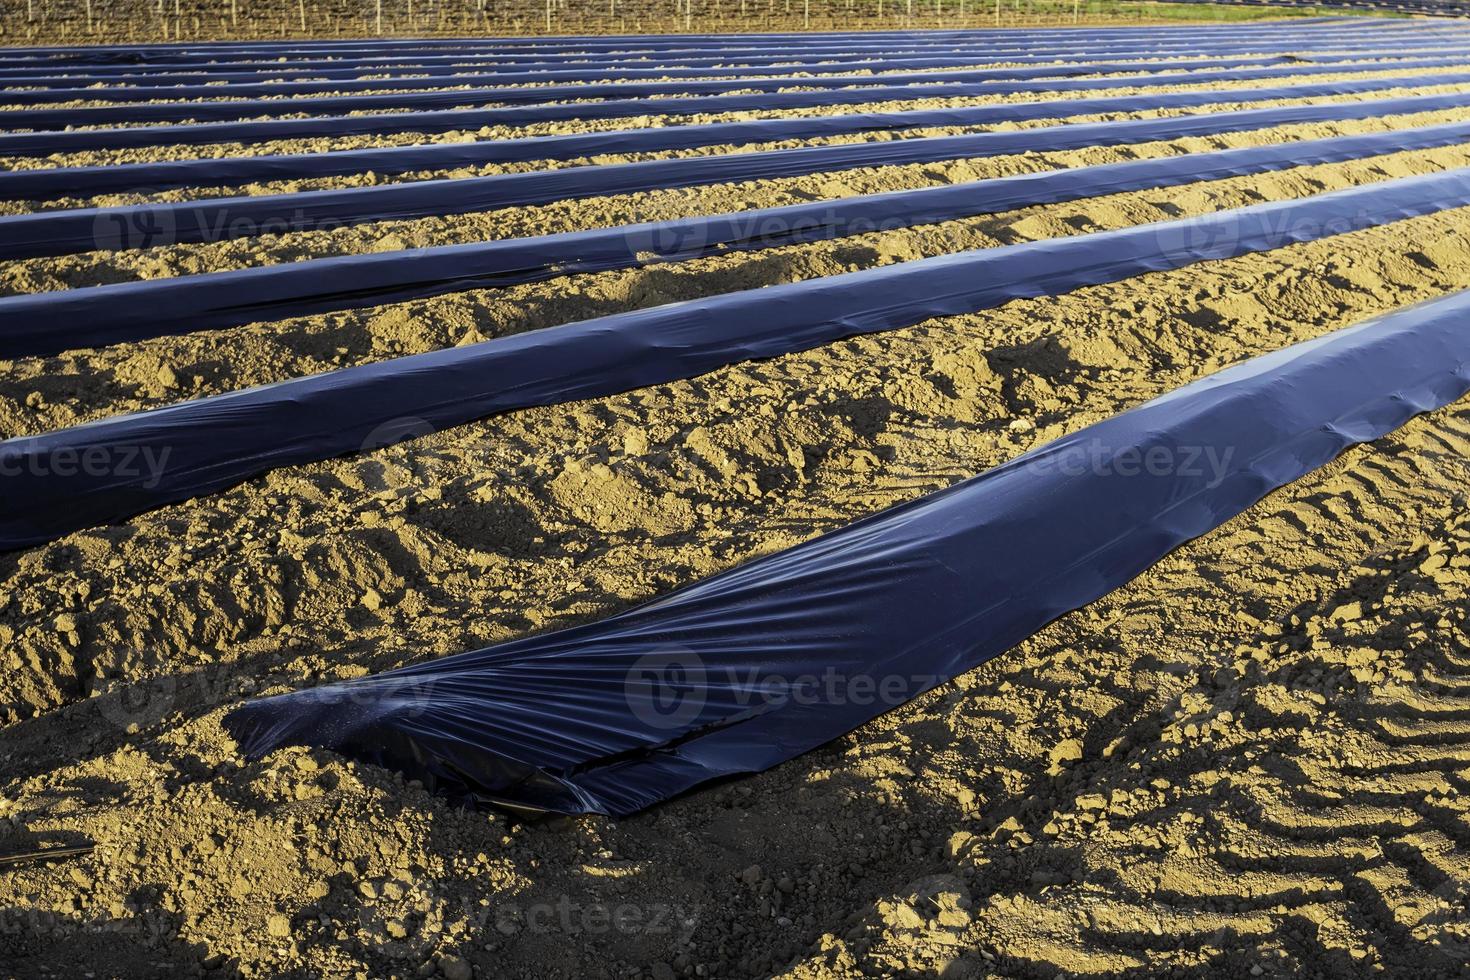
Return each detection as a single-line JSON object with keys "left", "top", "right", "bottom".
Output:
{"left": 5, "top": 20, "right": 1470, "bottom": 980}
{"left": 1, "top": 179, "right": 1470, "bottom": 976}
{"left": 4, "top": 120, "right": 1470, "bottom": 435}
{"left": 5, "top": 65, "right": 1469, "bottom": 201}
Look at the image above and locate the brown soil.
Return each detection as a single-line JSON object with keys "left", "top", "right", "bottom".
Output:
{"left": 0, "top": 0, "right": 1321, "bottom": 45}
{"left": 2, "top": 22, "right": 1469, "bottom": 980}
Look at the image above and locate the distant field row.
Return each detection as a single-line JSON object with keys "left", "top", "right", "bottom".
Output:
{"left": 0, "top": 0, "right": 1327, "bottom": 44}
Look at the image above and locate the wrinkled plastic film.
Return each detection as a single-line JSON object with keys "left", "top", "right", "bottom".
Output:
{"left": 11, "top": 44, "right": 1470, "bottom": 116}
{"left": 223, "top": 288, "right": 1470, "bottom": 814}
{"left": 23, "top": 49, "right": 1470, "bottom": 105}
{"left": 8, "top": 82, "right": 1470, "bottom": 259}
{"left": 9, "top": 118, "right": 1470, "bottom": 359}
{"left": 12, "top": 42, "right": 1456, "bottom": 88}
{"left": 7, "top": 62, "right": 1470, "bottom": 158}
{"left": 4, "top": 166, "right": 1470, "bottom": 552}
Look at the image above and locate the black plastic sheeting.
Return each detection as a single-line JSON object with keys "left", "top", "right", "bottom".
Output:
{"left": 8, "top": 49, "right": 1470, "bottom": 145}
{"left": 9, "top": 71, "right": 1470, "bottom": 203}
{"left": 2, "top": 65, "right": 1451, "bottom": 104}
{"left": 223, "top": 286, "right": 1470, "bottom": 815}
{"left": 0, "top": 20, "right": 1422, "bottom": 71}
{"left": 12, "top": 31, "right": 1403, "bottom": 66}
{"left": 8, "top": 39, "right": 1470, "bottom": 134}
{"left": 27, "top": 49, "right": 1388, "bottom": 128}
{"left": 17, "top": 48, "right": 1470, "bottom": 107}
{"left": 1, "top": 19, "right": 1442, "bottom": 69}
{"left": 0, "top": 50, "right": 1311, "bottom": 90}
{"left": 1, "top": 21, "right": 1420, "bottom": 64}
{"left": 1177, "top": 0, "right": 1470, "bottom": 19}
{"left": 4, "top": 165, "right": 1470, "bottom": 554}
{"left": 0, "top": 52, "right": 1291, "bottom": 86}
{"left": 8, "top": 60, "right": 1470, "bottom": 159}
{"left": 9, "top": 85, "right": 1470, "bottom": 261}
{"left": 2, "top": 26, "right": 1458, "bottom": 91}
{"left": 12, "top": 29, "right": 1459, "bottom": 85}
{"left": 10, "top": 118, "right": 1470, "bottom": 360}
{"left": 8, "top": 35, "right": 1454, "bottom": 87}
{"left": 0, "top": 22, "right": 1363, "bottom": 63}
{"left": 5, "top": 33, "right": 1421, "bottom": 81}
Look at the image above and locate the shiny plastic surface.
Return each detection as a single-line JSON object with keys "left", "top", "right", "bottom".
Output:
{"left": 6, "top": 61, "right": 1470, "bottom": 159}
{"left": 7, "top": 118, "right": 1470, "bottom": 358}
{"left": 4, "top": 166, "right": 1470, "bottom": 552}
{"left": 224, "top": 287, "right": 1470, "bottom": 814}
{"left": 8, "top": 81, "right": 1470, "bottom": 258}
